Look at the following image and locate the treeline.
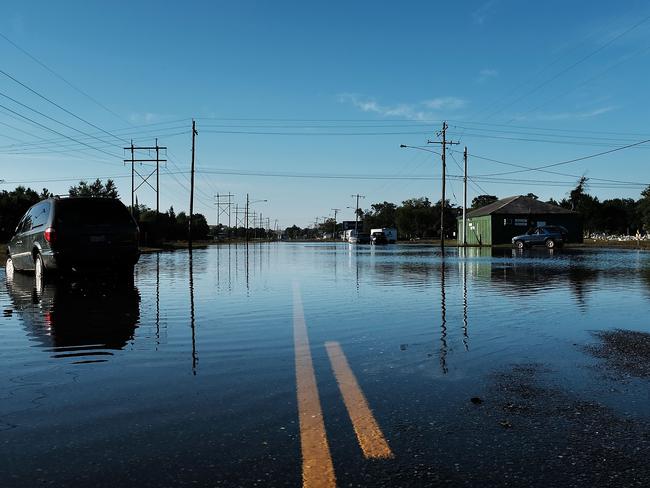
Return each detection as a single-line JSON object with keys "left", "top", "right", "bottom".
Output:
{"left": 280, "top": 178, "right": 650, "bottom": 240}
{"left": 0, "top": 179, "right": 210, "bottom": 243}
{"left": 548, "top": 177, "right": 649, "bottom": 235}
{"left": 4, "top": 177, "right": 650, "bottom": 243}
{"left": 281, "top": 198, "right": 459, "bottom": 240}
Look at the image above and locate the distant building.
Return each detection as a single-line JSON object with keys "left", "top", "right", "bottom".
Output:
{"left": 458, "top": 195, "right": 582, "bottom": 246}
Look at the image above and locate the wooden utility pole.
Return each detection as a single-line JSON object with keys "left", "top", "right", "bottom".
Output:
{"left": 331, "top": 208, "right": 340, "bottom": 241}
{"left": 351, "top": 194, "right": 365, "bottom": 236}
{"left": 155, "top": 138, "right": 160, "bottom": 216}
{"left": 130, "top": 140, "right": 134, "bottom": 215}
{"left": 427, "top": 121, "right": 458, "bottom": 252}
{"left": 189, "top": 120, "right": 198, "bottom": 247}
{"left": 463, "top": 146, "right": 468, "bottom": 247}
{"left": 245, "top": 193, "right": 250, "bottom": 242}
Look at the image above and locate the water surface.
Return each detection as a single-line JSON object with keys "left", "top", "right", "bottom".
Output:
{"left": 2, "top": 243, "right": 650, "bottom": 486}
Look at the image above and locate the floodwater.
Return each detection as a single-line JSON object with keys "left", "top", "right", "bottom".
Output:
{"left": 2, "top": 243, "right": 650, "bottom": 487}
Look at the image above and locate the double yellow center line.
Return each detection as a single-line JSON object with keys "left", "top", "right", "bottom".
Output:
{"left": 293, "top": 283, "right": 393, "bottom": 487}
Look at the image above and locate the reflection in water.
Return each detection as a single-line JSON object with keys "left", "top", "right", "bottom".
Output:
{"left": 189, "top": 248, "right": 198, "bottom": 375}
{"left": 245, "top": 242, "right": 250, "bottom": 294}
{"left": 462, "top": 259, "right": 469, "bottom": 351}
{"left": 5, "top": 270, "right": 139, "bottom": 363}
{"left": 156, "top": 252, "right": 160, "bottom": 347}
{"left": 439, "top": 260, "right": 448, "bottom": 374}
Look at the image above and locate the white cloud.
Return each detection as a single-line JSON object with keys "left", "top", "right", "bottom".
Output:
{"left": 338, "top": 93, "right": 467, "bottom": 121}
{"left": 514, "top": 106, "right": 617, "bottom": 121}
{"left": 422, "top": 97, "right": 467, "bottom": 110}
{"left": 129, "top": 112, "right": 162, "bottom": 124}
{"left": 477, "top": 68, "right": 498, "bottom": 82}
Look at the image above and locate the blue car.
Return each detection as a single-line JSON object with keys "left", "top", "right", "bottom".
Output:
{"left": 512, "top": 225, "right": 568, "bottom": 249}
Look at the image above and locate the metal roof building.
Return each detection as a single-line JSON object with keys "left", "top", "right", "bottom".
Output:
{"left": 458, "top": 195, "right": 582, "bottom": 246}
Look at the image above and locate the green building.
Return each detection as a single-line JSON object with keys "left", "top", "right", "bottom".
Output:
{"left": 457, "top": 195, "right": 582, "bottom": 246}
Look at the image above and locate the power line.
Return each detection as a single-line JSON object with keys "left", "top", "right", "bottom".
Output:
{"left": 476, "top": 138, "right": 650, "bottom": 177}
{"left": 201, "top": 130, "right": 433, "bottom": 136}
{"left": 0, "top": 68, "right": 127, "bottom": 145}
{"left": 0, "top": 88, "right": 118, "bottom": 148}
{"left": 446, "top": 119, "right": 650, "bottom": 138}
{"left": 0, "top": 101, "right": 121, "bottom": 160}
{"left": 449, "top": 148, "right": 646, "bottom": 186}
{"left": 483, "top": 13, "right": 650, "bottom": 121}
{"left": 0, "top": 31, "right": 130, "bottom": 125}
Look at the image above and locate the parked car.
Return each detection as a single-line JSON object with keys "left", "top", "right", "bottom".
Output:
{"left": 512, "top": 225, "right": 568, "bottom": 249}
{"left": 6, "top": 197, "right": 139, "bottom": 279}
{"left": 371, "top": 231, "right": 388, "bottom": 245}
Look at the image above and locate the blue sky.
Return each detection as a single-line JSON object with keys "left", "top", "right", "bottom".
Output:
{"left": 1, "top": 0, "right": 650, "bottom": 227}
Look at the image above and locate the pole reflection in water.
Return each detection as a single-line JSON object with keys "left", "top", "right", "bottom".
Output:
{"left": 462, "top": 257, "right": 469, "bottom": 351}
{"left": 245, "top": 242, "right": 250, "bottom": 295}
{"left": 216, "top": 243, "right": 220, "bottom": 292}
{"left": 228, "top": 243, "right": 232, "bottom": 292}
{"left": 156, "top": 252, "right": 160, "bottom": 348}
{"left": 439, "top": 259, "right": 448, "bottom": 374}
{"left": 189, "top": 248, "right": 198, "bottom": 375}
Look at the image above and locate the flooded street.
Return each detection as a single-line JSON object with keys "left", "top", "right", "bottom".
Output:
{"left": 2, "top": 243, "right": 650, "bottom": 487}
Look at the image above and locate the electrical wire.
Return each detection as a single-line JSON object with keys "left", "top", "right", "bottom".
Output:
{"left": 476, "top": 138, "right": 650, "bottom": 177}
{"left": 0, "top": 30, "right": 130, "bottom": 125}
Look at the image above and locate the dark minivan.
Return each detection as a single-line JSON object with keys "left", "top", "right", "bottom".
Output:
{"left": 7, "top": 197, "right": 139, "bottom": 278}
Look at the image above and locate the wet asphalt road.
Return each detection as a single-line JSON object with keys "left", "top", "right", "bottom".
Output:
{"left": 2, "top": 243, "right": 650, "bottom": 487}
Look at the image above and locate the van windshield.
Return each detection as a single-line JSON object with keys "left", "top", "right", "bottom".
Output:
{"left": 55, "top": 199, "right": 133, "bottom": 226}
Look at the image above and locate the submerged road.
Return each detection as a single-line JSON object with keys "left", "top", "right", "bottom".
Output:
{"left": 2, "top": 243, "right": 650, "bottom": 487}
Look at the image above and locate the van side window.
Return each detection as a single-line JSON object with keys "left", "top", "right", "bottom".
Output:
{"left": 31, "top": 202, "right": 50, "bottom": 229}
{"left": 19, "top": 212, "right": 33, "bottom": 234}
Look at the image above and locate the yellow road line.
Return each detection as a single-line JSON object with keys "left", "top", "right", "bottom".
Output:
{"left": 325, "top": 341, "right": 394, "bottom": 459}
{"left": 293, "top": 284, "right": 337, "bottom": 488}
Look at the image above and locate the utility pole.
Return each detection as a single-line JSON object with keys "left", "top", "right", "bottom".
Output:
{"left": 351, "top": 194, "right": 365, "bottom": 236}
{"left": 427, "top": 121, "right": 458, "bottom": 252}
{"left": 155, "top": 138, "right": 160, "bottom": 216}
{"left": 130, "top": 140, "right": 134, "bottom": 214}
{"left": 331, "top": 208, "right": 340, "bottom": 241}
{"left": 463, "top": 146, "right": 468, "bottom": 247}
{"left": 123, "top": 140, "right": 167, "bottom": 218}
{"left": 245, "top": 193, "right": 250, "bottom": 242}
{"left": 189, "top": 120, "right": 198, "bottom": 247}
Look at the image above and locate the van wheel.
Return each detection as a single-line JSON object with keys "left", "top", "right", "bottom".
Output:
{"left": 515, "top": 240, "right": 525, "bottom": 249}
{"left": 35, "top": 253, "right": 46, "bottom": 280}
{"left": 545, "top": 239, "right": 555, "bottom": 249}
{"left": 5, "top": 257, "right": 15, "bottom": 280}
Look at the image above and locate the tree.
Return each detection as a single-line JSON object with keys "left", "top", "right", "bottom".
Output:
{"left": 471, "top": 194, "right": 498, "bottom": 209}
{"left": 69, "top": 178, "right": 119, "bottom": 198}
{"left": 525, "top": 193, "right": 539, "bottom": 200}
{"left": 284, "top": 225, "right": 302, "bottom": 239}
{"left": 362, "top": 201, "right": 397, "bottom": 231}
{"left": 395, "top": 197, "right": 435, "bottom": 239}
{"left": 637, "top": 186, "right": 650, "bottom": 232}
{"left": 0, "top": 186, "right": 46, "bottom": 240}
{"left": 567, "top": 177, "right": 601, "bottom": 234}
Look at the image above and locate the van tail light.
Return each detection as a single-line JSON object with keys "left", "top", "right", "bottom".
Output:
{"left": 44, "top": 227, "right": 56, "bottom": 244}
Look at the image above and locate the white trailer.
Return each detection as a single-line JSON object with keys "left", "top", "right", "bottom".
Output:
{"left": 371, "top": 227, "right": 397, "bottom": 243}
